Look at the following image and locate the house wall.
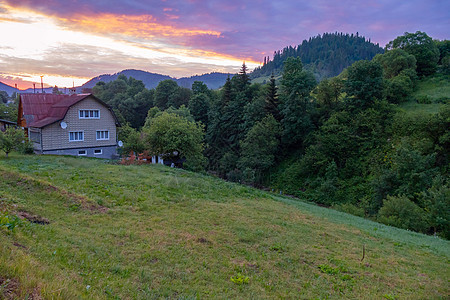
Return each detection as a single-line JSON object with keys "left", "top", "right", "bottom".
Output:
{"left": 40, "top": 96, "right": 117, "bottom": 157}
{"left": 43, "top": 145, "right": 118, "bottom": 159}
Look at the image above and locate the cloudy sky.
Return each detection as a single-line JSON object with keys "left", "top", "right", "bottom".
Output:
{"left": 0, "top": 0, "right": 448, "bottom": 89}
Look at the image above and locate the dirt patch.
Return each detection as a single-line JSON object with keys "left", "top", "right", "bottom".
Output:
{"left": 0, "top": 276, "right": 41, "bottom": 300}
{"left": 0, "top": 277, "right": 20, "bottom": 300}
{"left": 17, "top": 211, "right": 50, "bottom": 225}
{"left": 86, "top": 204, "right": 109, "bottom": 213}
{"left": 197, "top": 237, "right": 212, "bottom": 244}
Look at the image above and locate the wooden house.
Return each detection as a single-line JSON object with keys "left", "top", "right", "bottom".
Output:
{"left": 18, "top": 93, "right": 120, "bottom": 158}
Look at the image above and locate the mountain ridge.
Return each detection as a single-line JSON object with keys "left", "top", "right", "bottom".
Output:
{"left": 1, "top": 70, "right": 233, "bottom": 95}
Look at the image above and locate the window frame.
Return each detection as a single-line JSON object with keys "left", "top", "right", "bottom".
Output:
{"left": 78, "top": 150, "right": 87, "bottom": 156}
{"left": 79, "top": 109, "right": 100, "bottom": 119}
{"left": 69, "top": 131, "right": 84, "bottom": 142}
{"left": 94, "top": 149, "right": 103, "bottom": 155}
{"left": 96, "top": 130, "right": 110, "bottom": 141}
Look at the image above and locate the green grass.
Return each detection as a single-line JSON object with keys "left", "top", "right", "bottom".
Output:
{"left": 400, "top": 74, "right": 449, "bottom": 114}
{"left": 0, "top": 154, "right": 449, "bottom": 299}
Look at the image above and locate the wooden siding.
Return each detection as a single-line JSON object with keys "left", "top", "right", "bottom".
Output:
{"left": 41, "top": 96, "right": 117, "bottom": 151}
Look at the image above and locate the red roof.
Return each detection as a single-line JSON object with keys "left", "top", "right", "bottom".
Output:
{"left": 19, "top": 93, "right": 118, "bottom": 128}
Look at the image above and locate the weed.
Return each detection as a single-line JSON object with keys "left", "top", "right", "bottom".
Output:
{"left": 270, "top": 243, "right": 285, "bottom": 253}
{"left": 230, "top": 273, "right": 249, "bottom": 285}
{"left": 318, "top": 264, "right": 341, "bottom": 275}
{"left": 0, "top": 213, "right": 22, "bottom": 231}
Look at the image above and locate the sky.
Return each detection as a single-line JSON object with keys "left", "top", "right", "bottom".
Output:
{"left": 0, "top": 0, "right": 448, "bottom": 90}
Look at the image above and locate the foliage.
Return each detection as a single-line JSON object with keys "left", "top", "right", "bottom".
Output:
{"left": 386, "top": 31, "right": 440, "bottom": 77}
{"left": 0, "top": 213, "right": 22, "bottom": 231}
{"left": 374, "top": 48, "right": 417, "bottom": 79}
{"left": 419, "top": 178, "right": 450, "bottom": 239}
{"left": 93, "top": 75, "right": 154, "bottom": 128}
{"left": 378, "top": 195, "right": 428, "bottom": 232}
{"left": 264, "top": 74, "right": 280, "bottom": 120}
{"left": 0, "top": 127, "right": 25, "bottom": 157}
{"left": 239, "top": 115, "right": 280, "bottom": 183}
{"left": 117, "top": 124, "right": 145, "bottom": 155}
{"left": 154, "top": 79, "right": 191, "bottom": 110}
{"left": 143, "top": 112, "right": 206, "bottom": 171}
{"left": 279, "top": 57, "right": 317, "bottom": 148}
{"left": 0, "top": 91, "right": 8, "bottom": 103}
{"left": 0, "top": 102, "right": 18, "bottom": 122}
{"left": 188, "top": 93, "right": 210, "bottom": 126}
{"left": 230, "top": 273, "right": 249, "bottom": 285}
{"left": 345, "top": 60, "right": 383, "bottom": 109}
{"left": 251, "top": 32, "right": 384, "bottom": 80}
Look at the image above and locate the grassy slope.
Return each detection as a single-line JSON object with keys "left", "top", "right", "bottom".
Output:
{"left": 0, "top": 154, "right": 449, "bottom": 299}
{"left": 399, "top": 74, "right": 449, "bottom": 114}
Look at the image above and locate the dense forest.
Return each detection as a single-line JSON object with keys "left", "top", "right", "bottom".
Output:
{"left": 251, "top": 32, "right": 384, "bottom": 80}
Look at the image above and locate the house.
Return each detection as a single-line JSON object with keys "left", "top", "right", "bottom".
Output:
{"left": 18, "top": 93, "right": 120, "bottom": 159}
{"left": 0, "top": 118, "right": 16, "bottom": 132}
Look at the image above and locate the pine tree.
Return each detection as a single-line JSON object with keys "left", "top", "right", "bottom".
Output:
{"left": 264, "top": 74, "right": 280, "bottom": 120}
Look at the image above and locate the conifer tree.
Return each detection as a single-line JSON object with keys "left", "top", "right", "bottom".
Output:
{"left": 264, "top": 74, "right": 280, "bottom": 120}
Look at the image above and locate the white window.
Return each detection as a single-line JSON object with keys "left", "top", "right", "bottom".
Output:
{"left": 94, "top": 149, "right": 102, "bottom": 155}
{"left": 78, "top": 150, "right": 87, "bottom": 156}
{"left": 96, "top": 130, "right": 109, "bottom": 140}
{"left": 79, "top": 109, "right": 100, "bottom": 119}
{"left": 69, "top": 131, "right": 84, "bottom": 141}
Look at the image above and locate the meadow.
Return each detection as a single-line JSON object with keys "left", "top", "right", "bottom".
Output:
{"left": 0, "top": 154, "right": 449, "bottom": 299}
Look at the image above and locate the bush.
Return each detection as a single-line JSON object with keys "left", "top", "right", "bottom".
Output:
{"left": 378, "top": 195, "right": 429, "bottom": 232}
{"left": 18, "top": 139, "right": 34, "bottom": 154}
{"left": 332, "top": 203, "right": 365, "bottom": 218}
{"left": 416, "top": 95, "right": 432, "bottom": 104}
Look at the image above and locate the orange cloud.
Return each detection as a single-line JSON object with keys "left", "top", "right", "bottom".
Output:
{"left": 59, "top": 13, "right": 221, "bottom": 39}
{"left": 55, "top": 12, "right": 259, "bottom": 65}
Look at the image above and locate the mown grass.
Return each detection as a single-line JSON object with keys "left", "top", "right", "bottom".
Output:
{"left": 0, "top": 154, "right": 449, "bottom": 299}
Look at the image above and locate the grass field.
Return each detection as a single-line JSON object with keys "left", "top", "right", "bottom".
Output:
{"left": 0, "top": 154, "right": 449, "bottom": 299}
{"left": 399, "top": 74, "right": 449, "bottom": 114}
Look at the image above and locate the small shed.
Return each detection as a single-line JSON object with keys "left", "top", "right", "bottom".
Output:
{"left": 0, "top": 118, "right": 16, "bottom": 132}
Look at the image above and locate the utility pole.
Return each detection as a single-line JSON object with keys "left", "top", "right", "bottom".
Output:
{"left": 40, "top": 75, "right": 44, "bottom": 93}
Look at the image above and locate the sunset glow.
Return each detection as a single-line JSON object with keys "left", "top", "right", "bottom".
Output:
{"left": 0, "top": 0, "right": 448, "bottom": 90}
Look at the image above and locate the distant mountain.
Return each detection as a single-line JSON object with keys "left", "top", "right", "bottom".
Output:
{"left": 0, "top": 82, "right": 19, "bottom": 96}
{"left": 0, "top": 70, "right": 233, "bottom": 96}
{"left": 80, "top": 69, "right": 232, "bottom": 91}
{"left": 81, "top": 69, "right": 172, "bottom": 90}
{"left": 176, "top": 73, "right": 232, "bottom": 89}
{"left": 251, "top": 32, "right": 384, "bottom": 81}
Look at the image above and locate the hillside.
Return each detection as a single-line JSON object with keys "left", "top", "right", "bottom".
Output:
{"left": 251, "top": 32, "right": 384, "bottom": 81}
{"left": 0, "top": 82, "right": 18, "bottom": 96}
{"left": 0, "top": 154, "right": 448, "bottom": 299}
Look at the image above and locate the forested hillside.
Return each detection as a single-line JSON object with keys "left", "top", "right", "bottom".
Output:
{"left": 251, "top": 32, "right": 384, "bottom": 80}
{"left": 73, "top": 31, "right": 450, "bottom": 238}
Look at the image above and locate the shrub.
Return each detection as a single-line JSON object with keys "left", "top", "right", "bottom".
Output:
{"left": 416, "top": 95, "right": 431, "bottom": 104}
{"left": 378, "top": 195, "right": 429, "bottom": 232}
{"left": 332, "top": 203, "right": 365, "bottom": 218}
